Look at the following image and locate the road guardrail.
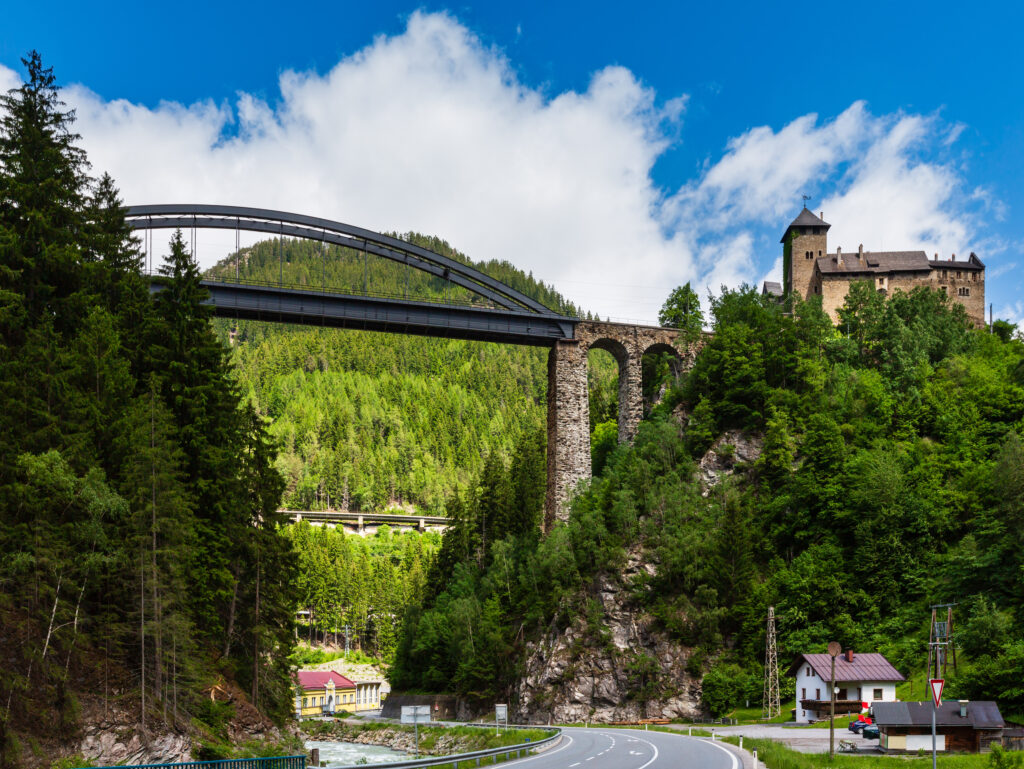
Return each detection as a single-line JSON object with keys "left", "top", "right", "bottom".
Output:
{"left": 323, "top": 724, "right": 561, "bottom": 769}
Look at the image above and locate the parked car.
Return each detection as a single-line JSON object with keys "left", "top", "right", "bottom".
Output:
{"left": 861, "top": 725, "right": 880, "bottom": 740}
{"left": 848, "top": 719, "right": 869, "bottom": 733}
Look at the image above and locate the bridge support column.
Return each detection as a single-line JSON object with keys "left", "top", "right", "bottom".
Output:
{"left": 544, "top": 339, "right": 590, "bottom": 531}
{"left": 618, "top": 352, "right": 644, "bottom": 444}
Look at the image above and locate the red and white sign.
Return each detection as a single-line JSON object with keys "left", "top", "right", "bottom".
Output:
{"left": 929, "top": 679, "right": 945, "bottom": 708}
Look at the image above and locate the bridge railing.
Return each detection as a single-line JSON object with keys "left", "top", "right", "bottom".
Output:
{"left": 75, "top": 756, "right": 306, "bottom": 769}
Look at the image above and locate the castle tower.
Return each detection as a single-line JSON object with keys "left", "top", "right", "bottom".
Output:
{"left": 781, "top": 208, "right": 830, "bottom": 301}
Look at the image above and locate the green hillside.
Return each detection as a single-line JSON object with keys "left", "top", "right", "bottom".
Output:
{"left": 392, "top": 283, "right": 1024, "bottom": 720}
{"left": 209, "top": 236, "right": 618, "bottom": 513}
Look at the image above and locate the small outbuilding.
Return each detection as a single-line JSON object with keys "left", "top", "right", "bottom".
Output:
{"left": 872, "top": 700, "right": 1005, "bottom": 753}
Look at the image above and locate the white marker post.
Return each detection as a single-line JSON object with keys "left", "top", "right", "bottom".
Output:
{"left": 929, "top": 679, "right": 944, "bottom": 769}
{"left": 495, "top": 704, "right": 508, "bottom": 736}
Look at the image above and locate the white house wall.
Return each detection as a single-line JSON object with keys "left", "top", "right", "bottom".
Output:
{"left": 793, "top": 663, "right": 899, "bottom": 722}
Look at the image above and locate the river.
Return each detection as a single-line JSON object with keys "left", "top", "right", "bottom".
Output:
{"left": 306, "top": 738, "right": 409, "bottom": 766}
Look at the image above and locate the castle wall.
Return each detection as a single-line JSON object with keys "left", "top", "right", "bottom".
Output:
{"left": 817, "top": 268, "right": 985, "bottom": 327}
{"left": 930, "top": 264, "right": 985, "bottom": 326}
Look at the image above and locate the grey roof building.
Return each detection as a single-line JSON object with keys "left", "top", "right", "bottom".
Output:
{"left": 872, "top": 700, "right": 1006, "bottom": 753}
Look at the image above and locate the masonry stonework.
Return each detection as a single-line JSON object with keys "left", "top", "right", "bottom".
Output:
{"left": 543, "top": 322, "right": 700, "bottom": 530}
{"left": 778, "top": 208, "right": 985, "bottom": 327}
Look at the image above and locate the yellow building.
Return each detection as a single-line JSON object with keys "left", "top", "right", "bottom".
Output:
{"left": 294, "top": 670, "right": 356, "bottom": 718}
{"left": 351, "top": 680, "right": 385, "bottom": 712}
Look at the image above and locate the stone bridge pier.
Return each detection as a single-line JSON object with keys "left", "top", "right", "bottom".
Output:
{"left": 543, "top": 322, "right": 696, "bottom": 531}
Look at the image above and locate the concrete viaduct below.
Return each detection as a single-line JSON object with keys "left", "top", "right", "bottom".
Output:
{"left": 126, "top": 205, "right": 692, "bottom": 530}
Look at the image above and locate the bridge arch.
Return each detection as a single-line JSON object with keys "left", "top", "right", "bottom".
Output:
{"left": 126, "top": 204, "right": 558, "bottom": 315}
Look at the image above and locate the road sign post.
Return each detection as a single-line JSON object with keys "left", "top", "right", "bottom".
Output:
{"left": 495, "top": 704, "right": 508, "bottom": 735}
{"left": 929, "top": 679, "right": 944, "bottom": 769}
{"left": 401, "top": 705, "right": 431, "bottom": 757}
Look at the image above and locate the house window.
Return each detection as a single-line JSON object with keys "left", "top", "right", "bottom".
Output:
{"left": 303, "top": 698, "right": 307, "bottom": 707}
{"left": 816, "top": 688, "right": 821, "bottom": 699}
{"left": 802, "top": 688, "right": 806, "bottom": 699}
{"left": 873, "top": 688, "right": 883, "bottom": 700}
{"left": 806, "top": 667, "right": 811, "bottom": 677}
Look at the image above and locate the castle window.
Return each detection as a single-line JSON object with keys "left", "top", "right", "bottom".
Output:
{"left": 957, "top": 271, "right": 962, "bottom": 278}
{"left": 959, "top": 287, "right": 970, "bottom": 297}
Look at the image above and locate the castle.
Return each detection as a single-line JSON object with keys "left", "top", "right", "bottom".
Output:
{"left": 763, "top": 208, "right": 986, "bottom": 327}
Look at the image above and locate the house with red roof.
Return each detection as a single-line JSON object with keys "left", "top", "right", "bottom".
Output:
{"left": 787, "top": 650, "right": 905, "bottom": 723}
{"left": 294, "top": 670, "right": 356, "bottom": 718}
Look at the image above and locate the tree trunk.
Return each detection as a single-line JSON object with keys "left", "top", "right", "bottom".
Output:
{"left": 223, "top": 567, "right": 239, "bottom": 658}
{"left": 151, "top": 402, "right": 163, "bottom": 714}
{"left": 251, "top": 557, "right": 260, "bottom": 708}
{"left": 140, "top": 549, "right": 146, "bottom": 731}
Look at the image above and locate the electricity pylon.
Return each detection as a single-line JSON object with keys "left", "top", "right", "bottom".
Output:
{"left": 763, "top": 606, "right": 781, "bottom": 719}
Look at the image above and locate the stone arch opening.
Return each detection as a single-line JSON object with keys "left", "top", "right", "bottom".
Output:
{"left": 586, "top": 337, "right": 638, "bottom": 447}
{"left": 586, "top": 341, "right": 623, "bottom": 477}
{"left": 641, "top": 342, "right": 684, "bottom": 413}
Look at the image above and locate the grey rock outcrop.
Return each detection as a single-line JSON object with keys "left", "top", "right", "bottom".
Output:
{"left": 697, "top": 430, "right": 763, "bottom": 494}
{"left": 79, "top": 722, "right": 192, "bottom": 766}
{"left": 514, "top": 551, "right": 702, "bottom": 723}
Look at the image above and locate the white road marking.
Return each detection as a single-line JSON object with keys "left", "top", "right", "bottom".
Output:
{"left": 501, "top": 731, "right": 575, "bottom": 766}
{"left": 700, "top": 736, "right": 740, "bottom": 769}
{"left": 569, "top": 763, "right": 580, "bottom": 767}
{"left": 585, "top": 757, "right": 594, "bottom": 761}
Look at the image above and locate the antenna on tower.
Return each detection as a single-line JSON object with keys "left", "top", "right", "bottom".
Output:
{"left": 927, "top": 603, "right": 957, "bottom": 684}
{"left": 763, "top": 606, "right": 781, "bottom": 720}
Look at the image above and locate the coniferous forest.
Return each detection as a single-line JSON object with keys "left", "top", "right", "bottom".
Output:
{"left": 0, "top": 54, "right": 298, "bottom": 766}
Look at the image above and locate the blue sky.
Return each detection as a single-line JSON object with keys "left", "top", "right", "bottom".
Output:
{"left": 2, "top": 1, "right": 1021, "bottom": 323}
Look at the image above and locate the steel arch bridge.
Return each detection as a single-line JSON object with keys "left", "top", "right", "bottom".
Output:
{"left": 126, "top": 204, "right": 578, "bottom": 346}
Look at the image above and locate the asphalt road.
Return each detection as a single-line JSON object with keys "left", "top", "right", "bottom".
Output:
{"left": 504, "top": 727, "right": 742, "bottom": 769}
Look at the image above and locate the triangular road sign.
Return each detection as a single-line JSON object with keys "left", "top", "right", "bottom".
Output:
{"left": 929, "top": 678, "right": 944, "bottom": 708}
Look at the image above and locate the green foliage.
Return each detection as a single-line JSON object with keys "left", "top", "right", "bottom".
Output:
{"left": 700, "top": 663, "right": 759, "bottom": 717}
{"left": 658, "top": 282, "right": 704, "bottom": 337}
{"left": 0, "top": 53, "right": 299, "bottom": 757}
{"left": 284, "top": 524, "right": 437, "bottom": 663}
{"left": 397, "top": 273, "right": 1024, "bottom": 723}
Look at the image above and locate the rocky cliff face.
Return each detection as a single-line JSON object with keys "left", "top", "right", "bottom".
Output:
{"left": 514, "top": 550, "right": 702, "bottom": 724}
{"left": 73, "top": 679, "right": 289, "bottom": 768}
{"left": 514, "top": 426, "right": 765, "bottom": 725}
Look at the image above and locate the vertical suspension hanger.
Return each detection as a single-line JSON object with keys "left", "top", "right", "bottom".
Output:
{"left": 235, "top": 216, "right": 240, "bottom": 281}
{"left": 279, "top": 220, "right": 284, "bottom": 285}
{"left": 362, "top": 240, "right": 368, "bottom": 296}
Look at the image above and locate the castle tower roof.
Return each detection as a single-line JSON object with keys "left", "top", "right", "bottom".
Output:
{"left": 781, "top": 207, "right": 831, "bottom": 243}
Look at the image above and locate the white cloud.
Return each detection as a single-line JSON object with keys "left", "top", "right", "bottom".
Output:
{"left": 0, "top": 12, "right": 993, "bottom": 322}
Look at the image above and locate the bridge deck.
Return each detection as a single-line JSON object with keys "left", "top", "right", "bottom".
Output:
{"left": 198, "top": 279, "right": 575, "bottom": 345}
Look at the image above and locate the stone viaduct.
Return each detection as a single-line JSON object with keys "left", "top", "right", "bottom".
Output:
{"left": 544, "top": 321, "right": 697, "bottom": 531}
